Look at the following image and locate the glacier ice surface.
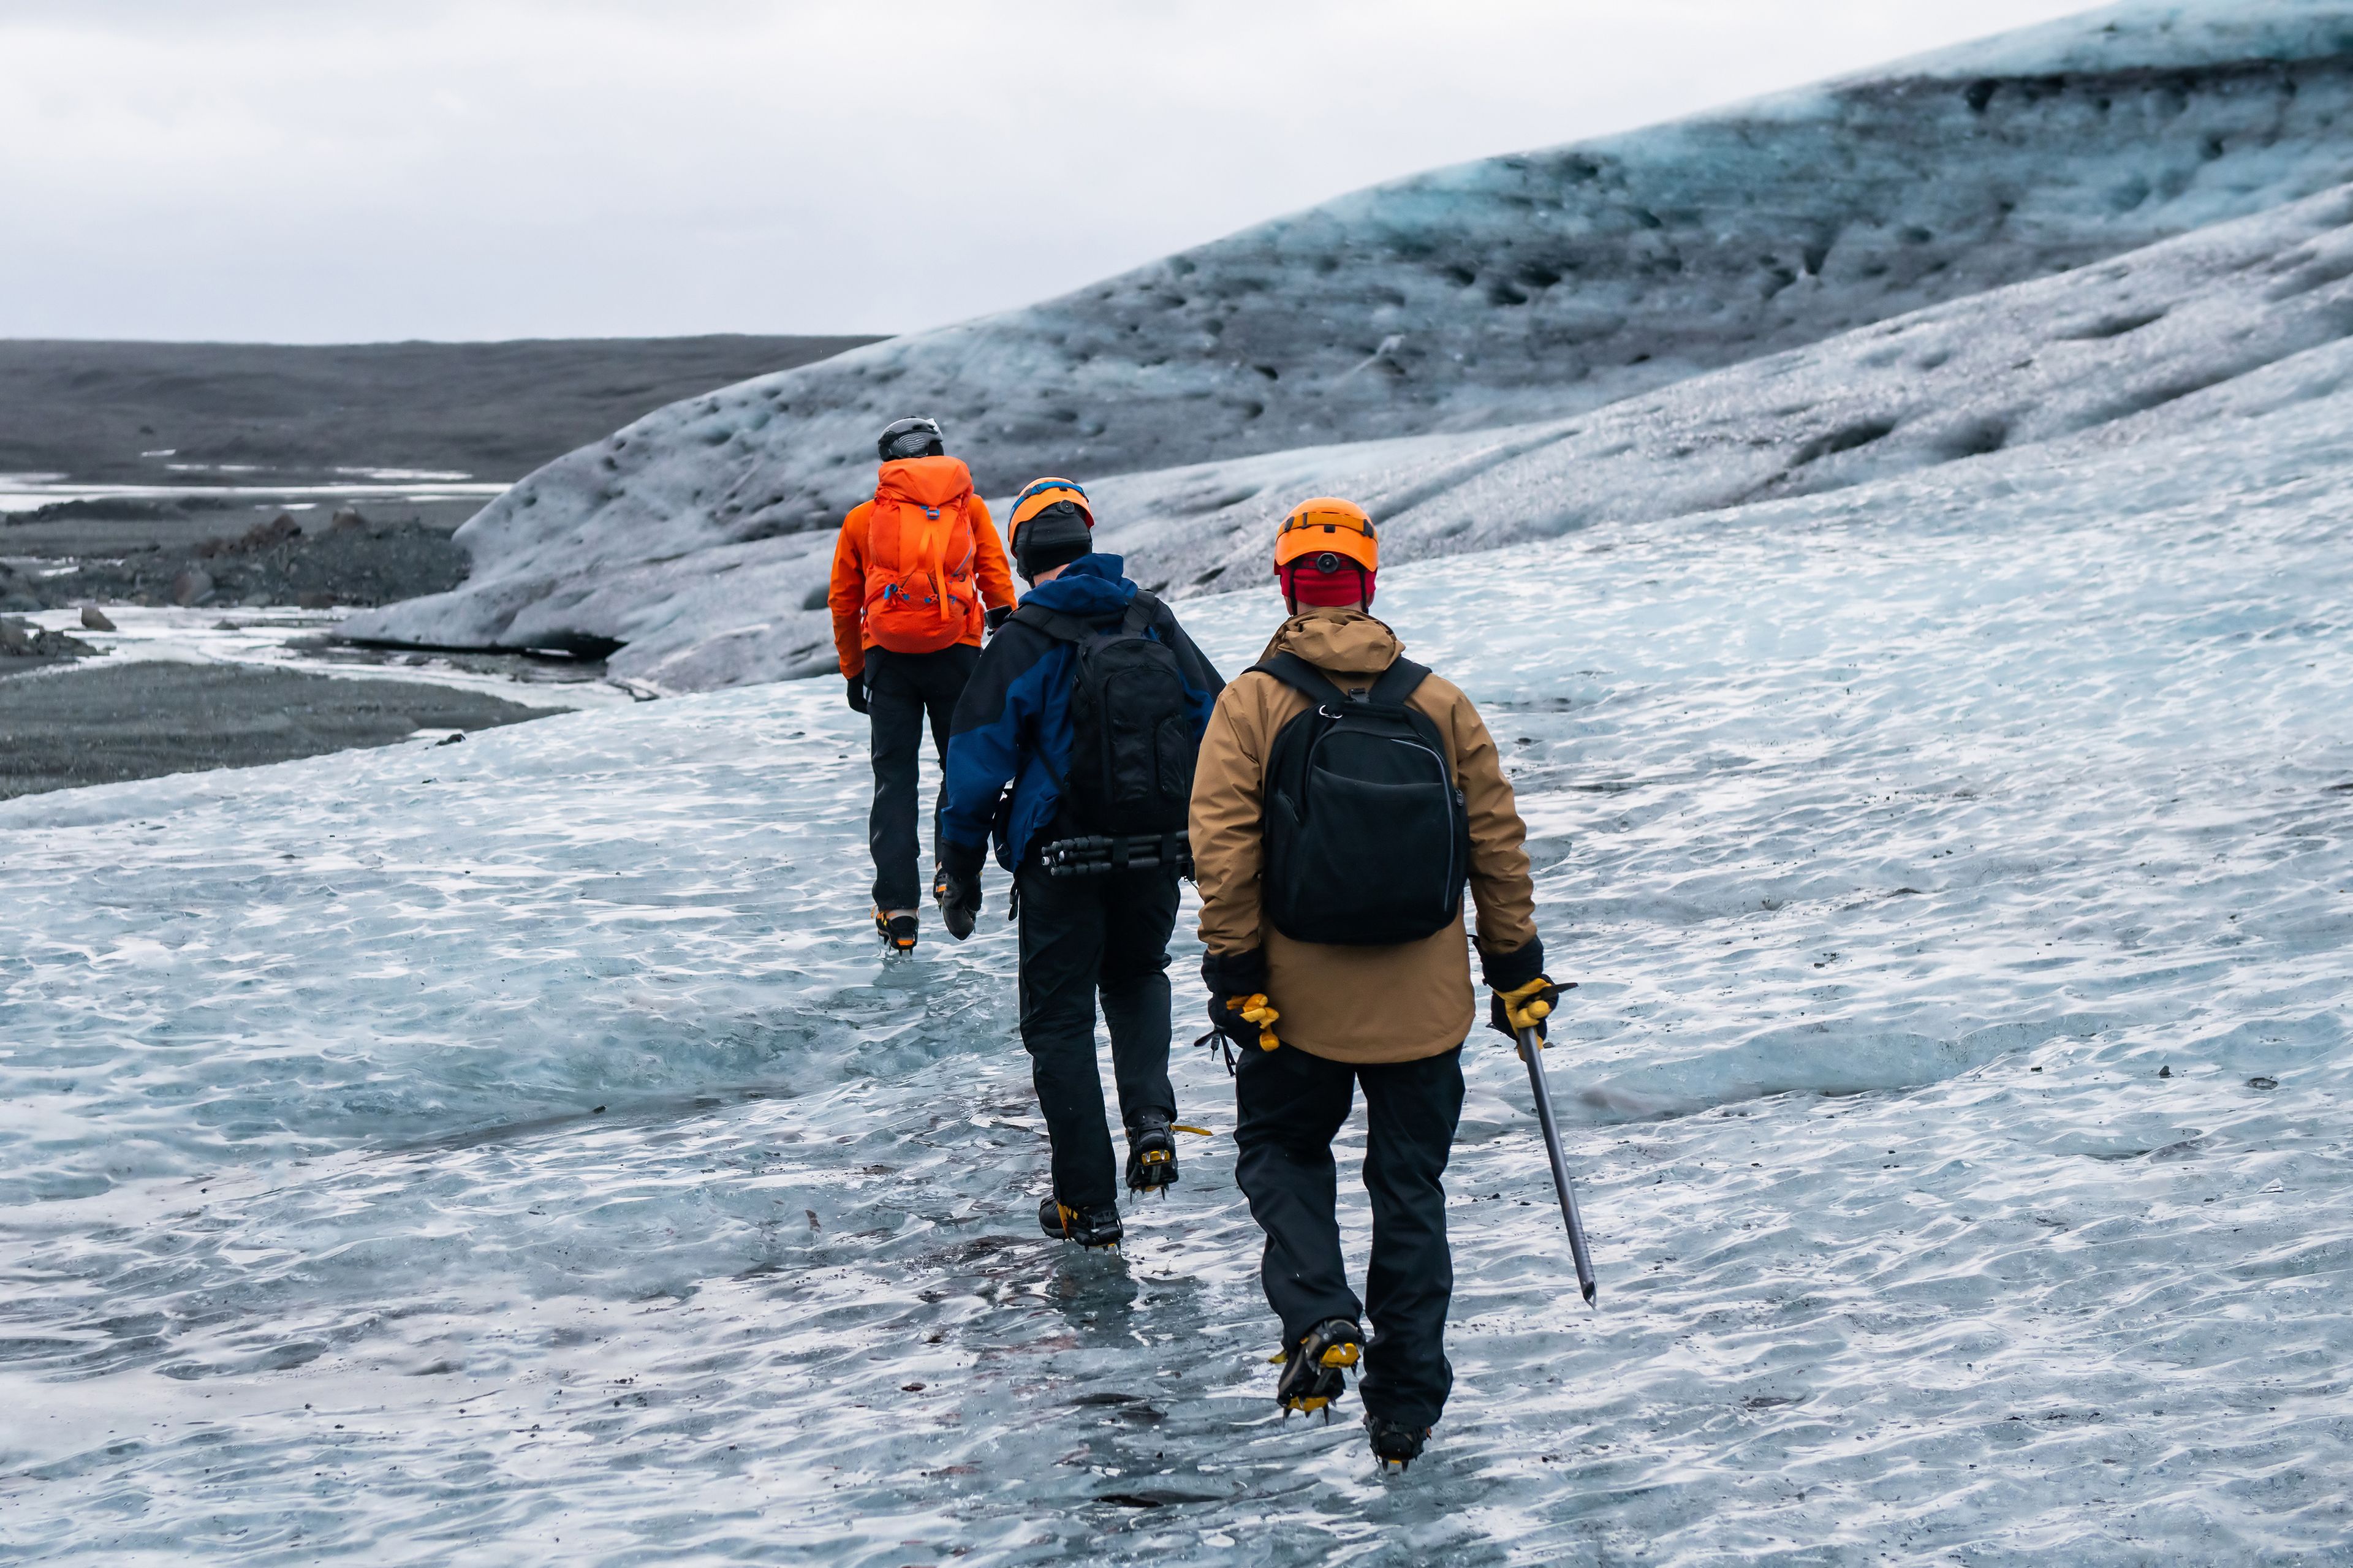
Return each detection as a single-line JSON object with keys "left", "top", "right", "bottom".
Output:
{"left": 6, "top": 366, "right": 2349, "bottom": 1562}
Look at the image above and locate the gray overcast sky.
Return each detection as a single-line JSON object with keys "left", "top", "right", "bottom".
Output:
{"left": 0, "top": 1, "right": 2100, "bottom": 343}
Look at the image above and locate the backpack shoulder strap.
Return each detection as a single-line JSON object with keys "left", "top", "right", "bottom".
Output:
{"left": 1121, "top": 589, "right": 1163, "bottom": 638}
{"left": 1368, "top": 656, "right": 1455, "bottom": 782}
{"left": 1010, "top": 601, "right": 1093, "bottom": 643}
{"left": 1253, "top": 651, "right": 1351, "bottom": 709}
{"left": 1368, "top": 657, "right": 1431, "bottom": 708}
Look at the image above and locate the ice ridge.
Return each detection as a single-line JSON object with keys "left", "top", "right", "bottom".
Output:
{"left": 365, "top": 176, "right": 2353, "bottom": 691}
{"left": 352, "top": 0, "right": 2353, "bottom": 685}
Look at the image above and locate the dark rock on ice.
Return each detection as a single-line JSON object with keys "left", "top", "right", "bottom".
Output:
{"left": 167, "top": 566, "right": 213, "bottom": 606}
{"left": 0, "top": 616, "right": 96, "bottom": 664}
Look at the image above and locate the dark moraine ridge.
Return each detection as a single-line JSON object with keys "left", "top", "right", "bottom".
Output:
{"left": 0, "top": 662, "right": 558, "bottom": 800}
{"left": 0, "top": 335, "right": 882, "bottom": 486}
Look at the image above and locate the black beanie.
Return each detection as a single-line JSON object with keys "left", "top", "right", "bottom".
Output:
{"left": 1014, "top": 499, "right": 1093, "bottom": 581}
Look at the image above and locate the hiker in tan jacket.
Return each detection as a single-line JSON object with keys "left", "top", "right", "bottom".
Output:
{"left": 1188, "top": 497, "right": 1561, "bottom": 1473}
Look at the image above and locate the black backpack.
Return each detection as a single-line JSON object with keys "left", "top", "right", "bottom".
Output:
{"left": 1258, "top": 652, "right": 1470, "bottom": 946}
{"left": 1014, "top": 591, "right": 1197, "bottom": 836}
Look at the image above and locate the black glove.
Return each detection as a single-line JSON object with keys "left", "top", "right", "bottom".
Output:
{"left": 1201, "top": 947, "right": 1279, "bottom": 1055}
{"left": 1481, "top": 939, "right": 1571, "bottom": 1043}
{"left": 984, "top": 605, "right": 1013, "bottom": 634}
{"left": 933, "top": 841, "right": 984, "bottom": 941}
{"left": 845, "top": 673, "right": 868, "bottom": 715}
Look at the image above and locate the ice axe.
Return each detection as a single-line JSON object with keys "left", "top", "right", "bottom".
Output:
{"left": 1515, "top": 1018, "right": 1599, "bottom": 1306}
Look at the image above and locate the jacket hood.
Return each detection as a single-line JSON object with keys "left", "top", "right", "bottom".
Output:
{"left": 1023, "top": 552, "right": 1134, "bottom": 619}
{"left": 874, "top": 455, "right": 974, "bottom": 509}
{"left": 1263, "top": 607, "right": 1401, "bottom": 677}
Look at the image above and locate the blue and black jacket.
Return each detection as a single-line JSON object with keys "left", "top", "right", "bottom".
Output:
{"left": 941, "top": 553, "right": 1223, "bottom": 874}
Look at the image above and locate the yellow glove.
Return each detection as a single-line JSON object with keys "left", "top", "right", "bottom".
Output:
{"left": 1229, "top": 993, "right": 1282, "bottom": 1051}
{"left": 1490, "top": 974, "right": 1562, "bottom": 1052}
{"left": 1202, "top": 950, "right": 1280, "bottom": 1061}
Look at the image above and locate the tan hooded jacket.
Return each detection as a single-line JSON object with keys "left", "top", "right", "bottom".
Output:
{"left": 1189, "top": 608, "right": 1539, "bottom": 1064}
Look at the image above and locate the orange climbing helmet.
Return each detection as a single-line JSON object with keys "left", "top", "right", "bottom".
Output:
{"left": 1007, "top": 476, "right": 1096, "bottom": 582}
{"left": 1274, "top": 496, "right": 1378, "bottom": 609}
{"left": 1009, "top": 476, "right": 1093, "bottom": 533}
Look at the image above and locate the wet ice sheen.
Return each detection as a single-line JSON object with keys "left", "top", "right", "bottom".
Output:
{"left": 4, "top": 397, "right": 2350, "bottom": 1562}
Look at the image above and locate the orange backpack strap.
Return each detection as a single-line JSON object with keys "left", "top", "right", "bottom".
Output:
{"left": 868, "top": 494, "right": 904, "bottom": 583}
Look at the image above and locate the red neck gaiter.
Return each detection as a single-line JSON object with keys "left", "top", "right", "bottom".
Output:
{"left": 1281, "top": 563, "right": 1374, "bottom": 610}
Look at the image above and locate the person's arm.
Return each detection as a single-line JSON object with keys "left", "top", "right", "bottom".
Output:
{"left": 1188, "top": 680, "right": 1267, "bottom": 956}
{"left": 969, "top": 496, "right": 1018, "bottom": 614}
{"left": 940, "top": 630, "right": 1049, "bottom": 860}
{"left": 1436, "top": 680, "right": 1538, "bottom": 962}
{"left": 828, "top": 506, "right": 869, "bottom": 679}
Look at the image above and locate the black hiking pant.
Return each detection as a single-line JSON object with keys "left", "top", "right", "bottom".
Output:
{"left": 1016, "top": 855, "right": 1180, "bottom": 1210}
{"left": 865, "top": 644, "right": 980, "bottom": 912}
{"left": 1233, "top": 1042, "right": 1466, "bottom": 1430}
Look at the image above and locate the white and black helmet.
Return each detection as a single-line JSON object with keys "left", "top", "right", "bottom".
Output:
{"left": 876, "top": 417, "right": 945, "bottom": 461}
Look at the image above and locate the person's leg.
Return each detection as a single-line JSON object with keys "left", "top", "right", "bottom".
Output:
{"left": 1096, "top": 865, "right": 1179, "bottom": 1130}
{"left": 912, "top": 644, "right": 981, "bottom": 877}
{"left": 863, "top": 651, "right": 924, "bottom": 912}
{"left": 1017, "top": 859, "right": 1119, "bottom": 1209}
{"left": 1355, "top": 1047, "right": 1467, "bottom": 1430}
{"left": 1233, "top": 1046, "right": 1360, "bottom": 1346}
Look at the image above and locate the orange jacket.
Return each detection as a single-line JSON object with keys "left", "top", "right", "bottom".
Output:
{"left": 828, "top": 456, "right": 1016, "bottom": 678}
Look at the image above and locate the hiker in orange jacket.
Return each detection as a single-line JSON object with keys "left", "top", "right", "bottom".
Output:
{"left": 828, "top": 417, "right": 1018, "bottom": 953}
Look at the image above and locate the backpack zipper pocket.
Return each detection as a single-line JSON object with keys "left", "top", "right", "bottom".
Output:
{"left": 1390, "top": 736, "right": 1460, "bottom": 915}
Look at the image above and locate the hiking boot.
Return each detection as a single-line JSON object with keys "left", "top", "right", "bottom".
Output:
{"left": 1365, "top": 1412, "right": 1431, "bottom": 1472}
{"left": 1124, "top": 1113, "right": 1179, "bottom": 1194}
{"left": 1275, "top": 1317, "right": 1363, "bottom": 1415}
{"left": 1037, "top": 1196, "right": 1123, "bottom": 1250}
{"left": 874, "top": 908, "right": 918, "bottom": 955}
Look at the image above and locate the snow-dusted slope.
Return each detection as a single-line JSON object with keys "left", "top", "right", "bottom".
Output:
{"left": 352, "top": 0, "right": 2353, "bottom": 678}
{"left": 7, "top": 366, "right": 2349, "bottom": 1563}
{"left": 1110, "top": 180, "right": 2353, "bottom": 586}
{"left": 366, "top": 176, "right": 2353, "bottom": 689}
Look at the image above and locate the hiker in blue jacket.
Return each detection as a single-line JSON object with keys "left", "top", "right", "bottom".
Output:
{"left": 934, "top": 478, "right": 1224, "bottom": 1250}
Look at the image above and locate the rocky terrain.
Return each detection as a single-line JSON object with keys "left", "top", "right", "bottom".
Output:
{"left": 0, "top": 335, "right": 880, "bottom": 487}
{"left": 4, "top": 509, "right": 468, "bottom": 612}
{"left": 0, "top": 662, "right": 556, "bottom": 799}
{"left": 0, "top": 616, "right": 97, "bottom": 665}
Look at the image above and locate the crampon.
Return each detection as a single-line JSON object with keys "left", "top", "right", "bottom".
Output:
{"left": 1273, "top": 1317, "right": 1363, "bottom": 1418}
